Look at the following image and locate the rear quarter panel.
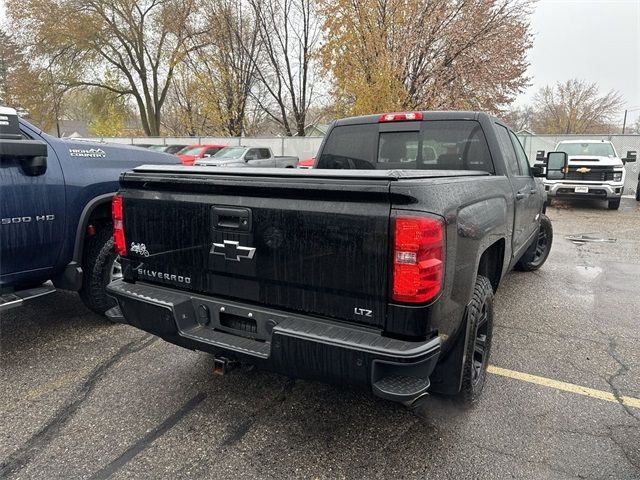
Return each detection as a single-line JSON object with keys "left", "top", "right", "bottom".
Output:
{"left": 49, "top": 137, "right": 179, "bottom": 270}
{"left": 390, "top": 175, "right": 513, "bottom": 347}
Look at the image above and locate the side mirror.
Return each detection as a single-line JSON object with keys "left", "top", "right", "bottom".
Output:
{"left": 623, "top": 151, "right": 637, "bottom": 163}
{"left": 546, "top": 151, "right": 568, "bottom": 180}
{"left": 0, "top": 139, "right": 48, "bottom": 176}
{"left": 531, "top": 163, "right": 546, "bottom": 177}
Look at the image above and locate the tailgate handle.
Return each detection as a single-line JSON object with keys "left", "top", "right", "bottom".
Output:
{"left": 212, "top": 206, "right": 251, "bottom": 231}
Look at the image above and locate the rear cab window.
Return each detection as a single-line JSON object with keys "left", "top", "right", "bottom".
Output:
{"left": 317, "top": 120, "right": 494, "bottom": 173}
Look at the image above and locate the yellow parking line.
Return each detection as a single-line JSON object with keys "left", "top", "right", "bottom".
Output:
{"left": 3, "top": 364, "right": 639, "bottom": 414}
{"left": 488, "top": 365, "right": 640, "bottom": 409}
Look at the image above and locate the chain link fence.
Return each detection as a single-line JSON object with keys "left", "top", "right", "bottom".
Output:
{"left": 91, "top": 133, "right": 640, "bottom": 197}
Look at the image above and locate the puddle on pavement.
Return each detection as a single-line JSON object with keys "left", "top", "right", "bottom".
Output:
{"left": 565, "top": 234, "right": 617, "bottom": 244}
{"left": 575, "top": 265, "right": 603, "bottom": 280}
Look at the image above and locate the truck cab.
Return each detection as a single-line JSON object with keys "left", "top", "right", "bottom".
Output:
{"left": 0, "top": 106, "right": 178, "bottom": 313}
{"left": 540, "top": 140, "right": 637, "bottom": 210}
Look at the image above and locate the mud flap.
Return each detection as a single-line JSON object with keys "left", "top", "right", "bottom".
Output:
{"left": 428, "top": 307, "right": 469, "bottom": 395}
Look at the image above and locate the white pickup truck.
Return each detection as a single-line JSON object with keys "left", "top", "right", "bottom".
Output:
{"left": 539, "top": 140, "right": 637, "bottom": 210}
{"left": 194, "top": 146, "right": 298, "bottom": 168}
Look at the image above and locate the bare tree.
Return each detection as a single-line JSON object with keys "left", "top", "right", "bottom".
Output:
{"left": 197, "top": 0, "right": 261, "bottom": 136}
{"left": 162, "top": 67, "right": 212, "bottom": 136}
{"left": 0, "top": 29, "right": 20, "bottom": 106}
{"left": 502, "top": 105, "right": 535, "bottom": 132}
{"left": 247, "top": 0, "right": 320, "bottom": 136}
{"left": 8, "top": 0, "right": 206, "bottom": 136}
{"left": 161, "top": 1, "right": 260, "bottom": 136}
{"left": 0, "top": 29, "right": 79, "bottom": 133}
{"left": 532, "top": 79, "right": 624, "bottom": 134}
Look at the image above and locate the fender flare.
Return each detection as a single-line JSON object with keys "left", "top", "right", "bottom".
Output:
{"left": 72, "top": 192, "right": 115, "bottom": 263}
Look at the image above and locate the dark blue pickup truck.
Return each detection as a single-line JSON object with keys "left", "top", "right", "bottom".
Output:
{"left": 0, "top": 106, "right": 178, "bottom": 314}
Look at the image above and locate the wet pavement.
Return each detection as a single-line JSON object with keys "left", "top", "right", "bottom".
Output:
{"left": 1, "top": 197, "right": 639, "bottom": 479}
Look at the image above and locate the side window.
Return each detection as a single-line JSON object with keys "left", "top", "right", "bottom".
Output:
{"left": 259, "top": 148, "right": 271, "bottom": 159}
{"left": 495, "top": 125, "right": 520, "bottom": 176}
{"left": 316, "top": 124, "right": 378, "bottom": 169}
{"left": 509, "top": 131, "right": 530, "bottom": 176}
{"left": 246, "top": 149, "right": 259, "bottom": 160}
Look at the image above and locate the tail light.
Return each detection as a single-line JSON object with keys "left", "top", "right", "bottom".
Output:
{"left": 392, "top": 215, "right": 444, "bottom": 303}
{"left": 112, "top": 194, "right": 127, "bottom": 256}
{"left": 379, "top": 112, "right": 423, "bottom": 122}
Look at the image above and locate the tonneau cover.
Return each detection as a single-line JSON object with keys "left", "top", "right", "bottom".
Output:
{"left": 128, "top": 165, "right": 490, "bottom": 180}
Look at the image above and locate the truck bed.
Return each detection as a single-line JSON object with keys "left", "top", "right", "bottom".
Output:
{"left": 117, "top": 167, "right": 484, "bottom": 331}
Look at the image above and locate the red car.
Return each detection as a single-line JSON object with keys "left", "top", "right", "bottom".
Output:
{"left": 177, "top": 144, "right": 227, "bottom": 166}
{"left": 298, "top": 157, "right": 315, "bottom": 168}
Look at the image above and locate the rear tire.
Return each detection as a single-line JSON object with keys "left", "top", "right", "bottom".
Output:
{"left": 607, "top": 198, "right": 621, "bottom": 210}
{"left": 457, "top": 275, "right": 494, "bottom": 407}
{"left": 79, "top": 225, "right": 119, "bottom": 317}
{"left": 636, "top": 181, "right": 640, "bottom": 201}
{"left": 515, "top": 214, "right": 553, "bottom": 272}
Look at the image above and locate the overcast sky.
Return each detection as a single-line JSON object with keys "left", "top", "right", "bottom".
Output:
{"left": 517, "top": 0, "right": 640, "bottom": 122}
{"left": 1, "top": 0, "right": 639, "bottom": 121}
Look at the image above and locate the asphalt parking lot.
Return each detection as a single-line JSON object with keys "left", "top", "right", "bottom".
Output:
{"left": 1, "top": 197, "right": 639, "bottom": 480}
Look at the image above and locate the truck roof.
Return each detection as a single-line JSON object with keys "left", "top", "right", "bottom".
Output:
{"left": 333, "top": 111, "right": 494, "bottom": 126}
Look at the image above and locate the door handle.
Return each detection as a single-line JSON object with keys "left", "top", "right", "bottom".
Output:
{"left": 211, "top": 206, "right": 252, "bottom": 231}
{"left": 529, "top": 189, "right": 538, "bottom": 195}
{"left": 516, "top": 192, "right": 526, "bottom": 200}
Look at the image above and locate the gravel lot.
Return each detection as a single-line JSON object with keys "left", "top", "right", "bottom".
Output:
{"left": 1, "top": 197, "right": 639, "bottom": 479}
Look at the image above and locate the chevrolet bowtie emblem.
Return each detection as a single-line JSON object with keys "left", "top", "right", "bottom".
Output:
{"left": 211, "top": 240, "right": 256, "bottom": 262}
{"left": 576, "top": 167, "right": 591, "bottom": 173}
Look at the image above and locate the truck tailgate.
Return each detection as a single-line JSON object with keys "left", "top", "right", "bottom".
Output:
{"left": 119, "top": 169, "right": 395, "bottom": 327}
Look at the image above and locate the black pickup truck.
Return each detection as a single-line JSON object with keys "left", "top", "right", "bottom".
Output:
{"left": 107, "top": 111, "right": 568, "bottom": 406}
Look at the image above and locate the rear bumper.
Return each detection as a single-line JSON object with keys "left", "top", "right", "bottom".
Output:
{"left": 107, "top": 280, "right": 441, "bottom": 403}
{"left": 544, "top": 182, "right": 624, "bottom": 199}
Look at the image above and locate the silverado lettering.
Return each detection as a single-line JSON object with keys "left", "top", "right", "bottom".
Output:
{"left": 137, "top": 269, "right": 191, "bottom": 284}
